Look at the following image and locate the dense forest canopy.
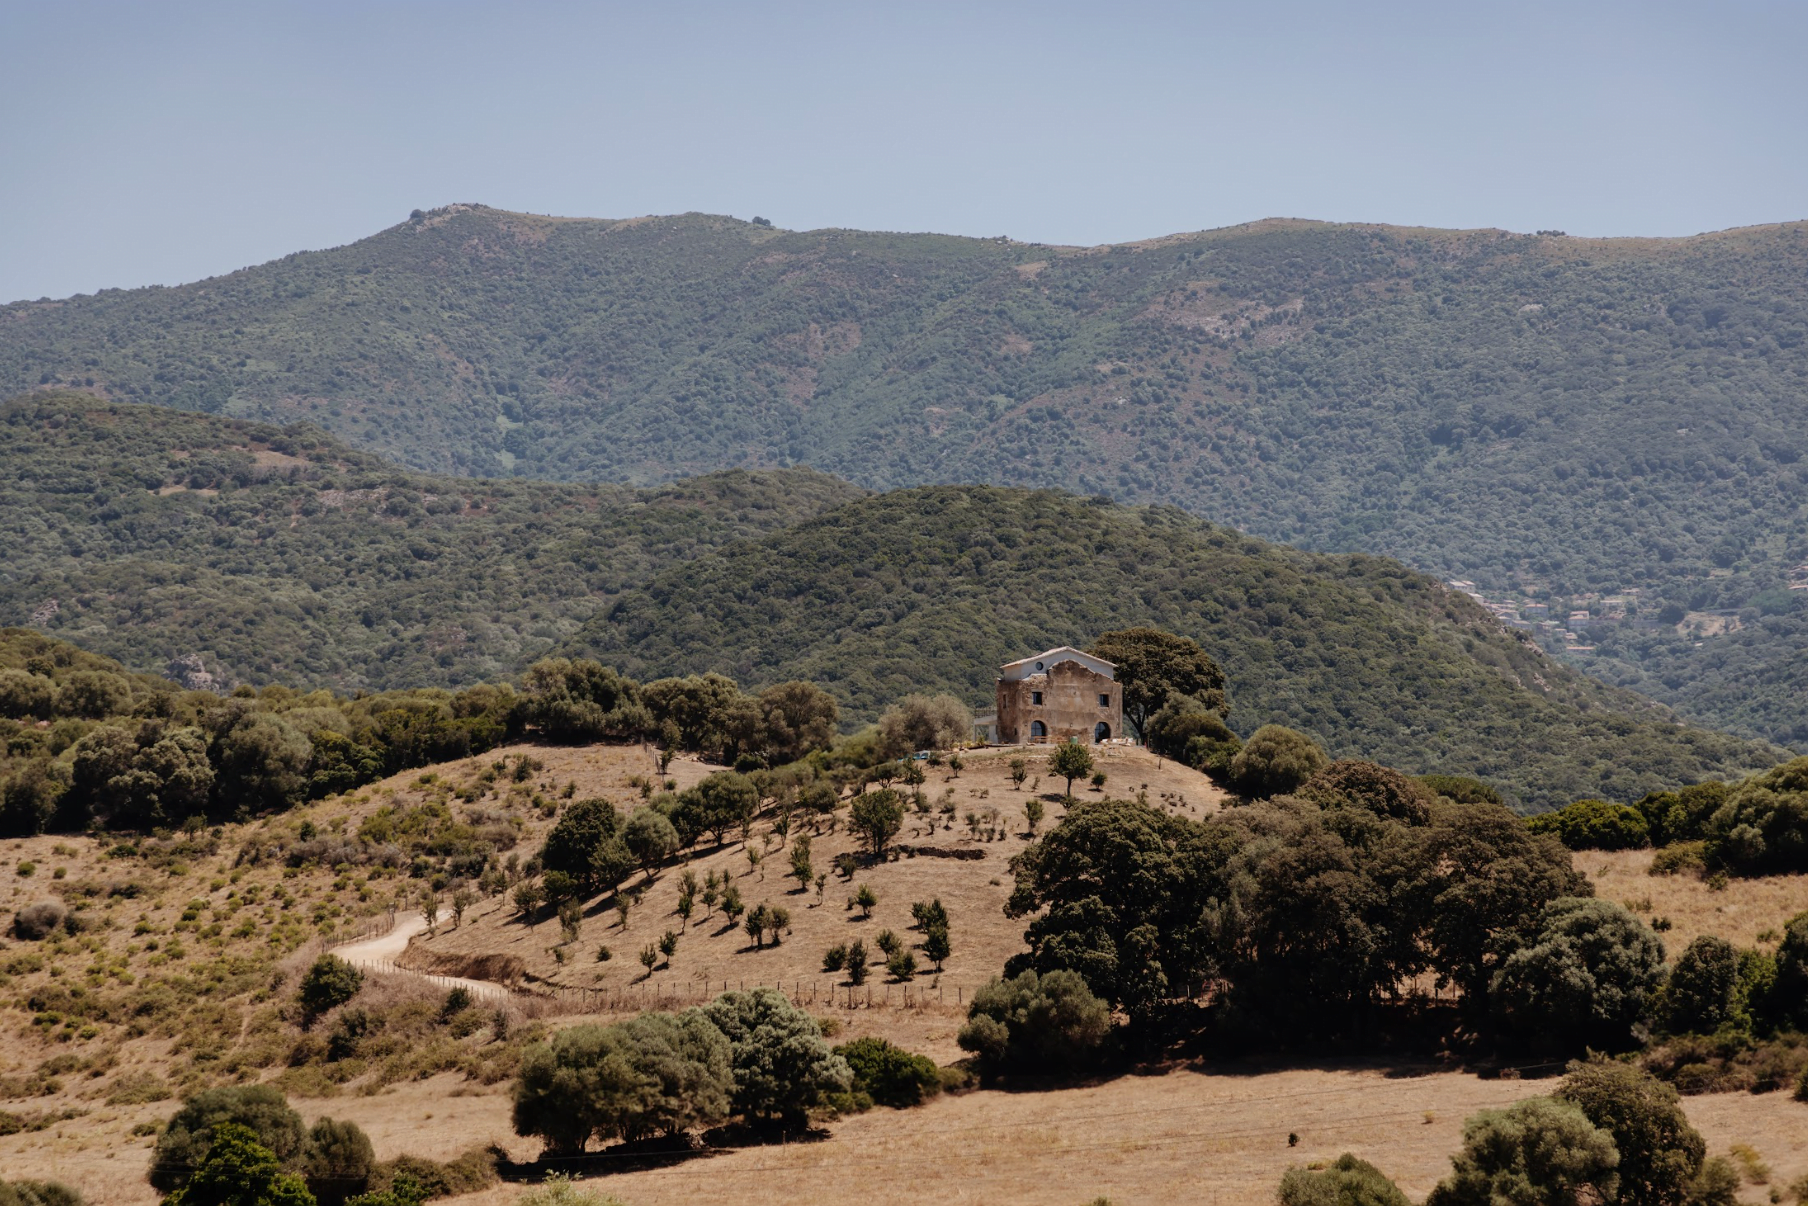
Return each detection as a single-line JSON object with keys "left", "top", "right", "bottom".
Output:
{"left": 0, "top": 398, "right": 1781, "bottom": 810}
{"left": 0, "top": 394, "right": 861, "bottom": 689}
{"left": 574, "top": 485, "right": 1782, "bottom": 808}
{"left": 3, "top": 207, "right": 1804, "bottom": 745}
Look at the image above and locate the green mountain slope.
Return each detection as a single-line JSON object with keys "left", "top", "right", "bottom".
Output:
{"left": 574, "top": 486, "right": 1783, "bottom": 810}
{"left": 0, "top": 394, "right": 863, "bottom": 690}
{"left": 4, "top": 207, "right": 1806, "bottom": 742}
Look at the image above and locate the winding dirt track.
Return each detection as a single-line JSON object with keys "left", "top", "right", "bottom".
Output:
{"left": 331, "top": 913, "right": 510, "bottom": 1001}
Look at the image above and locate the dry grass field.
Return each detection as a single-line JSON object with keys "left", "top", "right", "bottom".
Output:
{"left": 1582, "top": 847, "right": 1808, "bottom": 951}
{"left": 6, "top": 739, "right": 1807, "bottom": 1205}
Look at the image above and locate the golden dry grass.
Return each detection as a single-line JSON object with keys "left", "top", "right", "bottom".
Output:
{"left": 1581, "top": 848, "right": 1808, "bottom": 950}
{"left": 12, "top": 740, "right": 1808, "bottom": 1206}
{"left": 413, "top": 744, "right": 1225, "bottom": 1052}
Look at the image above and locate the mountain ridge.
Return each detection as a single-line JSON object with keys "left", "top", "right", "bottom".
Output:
{"left": 6, "top": 207, "right": 1806, "bottom": 744}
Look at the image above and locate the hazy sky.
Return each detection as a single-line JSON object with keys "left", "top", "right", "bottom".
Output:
{"left": 4, "top": 0, "right": 1804, "bottom": 303}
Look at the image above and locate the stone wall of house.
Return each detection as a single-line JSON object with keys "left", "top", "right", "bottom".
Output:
{"left": 996, "top": 660, "right": 1122, "bottom": 744}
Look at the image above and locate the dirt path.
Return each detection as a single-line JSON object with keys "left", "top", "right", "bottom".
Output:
{"left": 332, "top": 913, "right": 510, "bottom": 1002}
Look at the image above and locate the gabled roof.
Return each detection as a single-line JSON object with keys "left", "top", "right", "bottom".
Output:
{"left": 998, "top": 646, "right": 1117, "bottom": 681}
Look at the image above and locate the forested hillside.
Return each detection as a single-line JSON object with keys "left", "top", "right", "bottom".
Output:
{"left": 0, "top": 394, "right": 862, "bottom": 689}
{"left": 0, "top": 397, "right": 1777, "bottom": 808}
{"left": 575, "top": 486, "right": 1782, "bottom": 808}
{"left": 5, "top": 206, "right": 1805, "bottom": 743}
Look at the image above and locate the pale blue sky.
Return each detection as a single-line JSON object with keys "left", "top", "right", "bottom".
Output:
{"left": 3, "top": 0, "right": 1804, "bottom": 303}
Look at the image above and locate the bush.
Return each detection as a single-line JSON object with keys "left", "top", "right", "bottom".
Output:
{"left": 511, "top": 1012, "right": 732, "bottom": 1154}
{"left": 700, "top": 987, "right": 851, "bottom": 1128}
{"left": 161, "top": 1122, "right": 315, "bottom": 1206}
{"left": 515, "top": 1174, "right": 627, "bottom": 1206}
{"left": 0, "top": 1182, "right": 86, "bottom": 1206}
{"left": 1665, "top": 936, "right": 1743, "bottom": 1035}
{"left": 957, "top": 969, "right": 1110, "bottom": 1075}
{"left": 1555, "top": 1057, "right": 1704, "bottom": 1205}
{"left": 296, "top": 955, "right": 364, "bottom": 1021}
{"left": 11, "top": 901, "right": 67, "bottom": 941}
{"left": 835, "top": 1037, "right": 941, "bottom": 1108}
{"left": 1527, "top": 798, "right": 1651, "bottom": 850}
{"left": 1491, "top": 897, "right": 1666, "bottom": 1048}
{"left": 1227, "top": 725, "right": 1327, "bottom": 799}
{"left": 151, "top": 1085, "right": 308, "bottom": 1193}
{"left": 1425, "top": 1097, "right": 1619, "bottom": 1206}
{"left": 1278, "top": 1153, "right": 1409, "bottom": 1206}
{"left": 304, "top": 1117, "right": 376, "bottom": 1206}
{"left": 821, "top": 944, "right": 847, "bottom": 972}
{"left": 886, "top": 949, "right": 917, "bottom": 980}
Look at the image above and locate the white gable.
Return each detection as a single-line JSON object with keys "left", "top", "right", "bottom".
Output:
{"left": 999, "top": 646, "right": 1117, "bottom": 682}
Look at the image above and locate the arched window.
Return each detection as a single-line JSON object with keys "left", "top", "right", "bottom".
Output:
{"left": 1093, "top": 722, "right": 1111, "bottom": 742}
{"left": 1030, "top": 720, "right": 1047, "bottom": 739}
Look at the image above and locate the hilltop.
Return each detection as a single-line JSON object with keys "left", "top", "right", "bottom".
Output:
{"left": 0, "top": 398, "right": 1782, "bottom": 808}
{"left": 3, "top": 206, "right": 1805, "bottom": 745}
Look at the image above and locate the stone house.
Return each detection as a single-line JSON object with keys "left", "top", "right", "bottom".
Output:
{"left": 990, "top": 646, "right": 1123, "bottom": 745}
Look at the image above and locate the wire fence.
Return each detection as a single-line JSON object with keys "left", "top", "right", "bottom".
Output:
{"left": 528, "top": 977, "right": 973, "bottom": 1015}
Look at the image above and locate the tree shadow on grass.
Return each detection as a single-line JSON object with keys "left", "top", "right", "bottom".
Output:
{"left": 495, "top": 1124, "right": 833, "bottom": 1181}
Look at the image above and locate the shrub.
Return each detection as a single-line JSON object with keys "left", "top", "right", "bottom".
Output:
{"left": 1424, "top": 1097, "right": 1619, "bottom": 1206}
{"left": 1527, "top": 798, "right": 1651, "bottom": 850}
{"left": 1491, "top": 897, "right": 1666, "bottom": 1049}
{"left": 515, "top": 1173, "right": 627, "bottom": 1206}
{"left": 511, "top": 1012, "right": 732, "bottom": 1154}
{"left": 1689, "top": 1157, "right": 1741, "bottom": 1206}
{"left": 151, "top": 1085, "right": 308, "bottom": 1193}
{"left": 0, "top": 1183, "right": 86, "bottom": 1206}
{"left": 304, "top": 1117, "right": 376, "bottom": 1206}
{"left": 296, "top": 955, "right": 364, "bottom": 1021}
{"left": 1555, "top": 1057, "right": 1703, "bottom": 1205}
{"left": 846, "top": 939, "right": 869, "bottom": 985}
{"left": 957, "top": 969, "right": 1110, "bottom": 1075}
{"left": 834, "top": 1037, "right": 941, "bottom": 1108}
{"left": 11, "top": 901, "right": 67, "bottom": 941}
{"left": 700, "top": 987, "right": 851, "bottom": 1128}
{"left": 1227, "top": 725, "right": 1327, "bottom": 799}
{"left": 1649, "top": 842, "right": 1709, "bottom": 876}
{"left": 161, "top": 1122, "right": 315, "bottom": 1206}
{"left": 1665, "top": 936, "right": 1743, "bottom": 1035}
{"left": 887, "top": 949, "right": 917, "bottom": 980}
{"left": 1277, "top": 1153, "right": 1409, "bottom": 1206}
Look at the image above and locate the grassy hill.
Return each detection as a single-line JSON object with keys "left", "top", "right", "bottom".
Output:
{"left": 4, "top": 206, "right": 1805, "bottom": 744}
{"left": 0, "top": 393, "right": 862, "bottom": 690}
{"left": 575, "top": 485, "right": 1782, "bottom": 808}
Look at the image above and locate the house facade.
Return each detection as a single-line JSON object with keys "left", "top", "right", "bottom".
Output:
{"left": 993, "top": 646, "right": 1122, "bottom": 745}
